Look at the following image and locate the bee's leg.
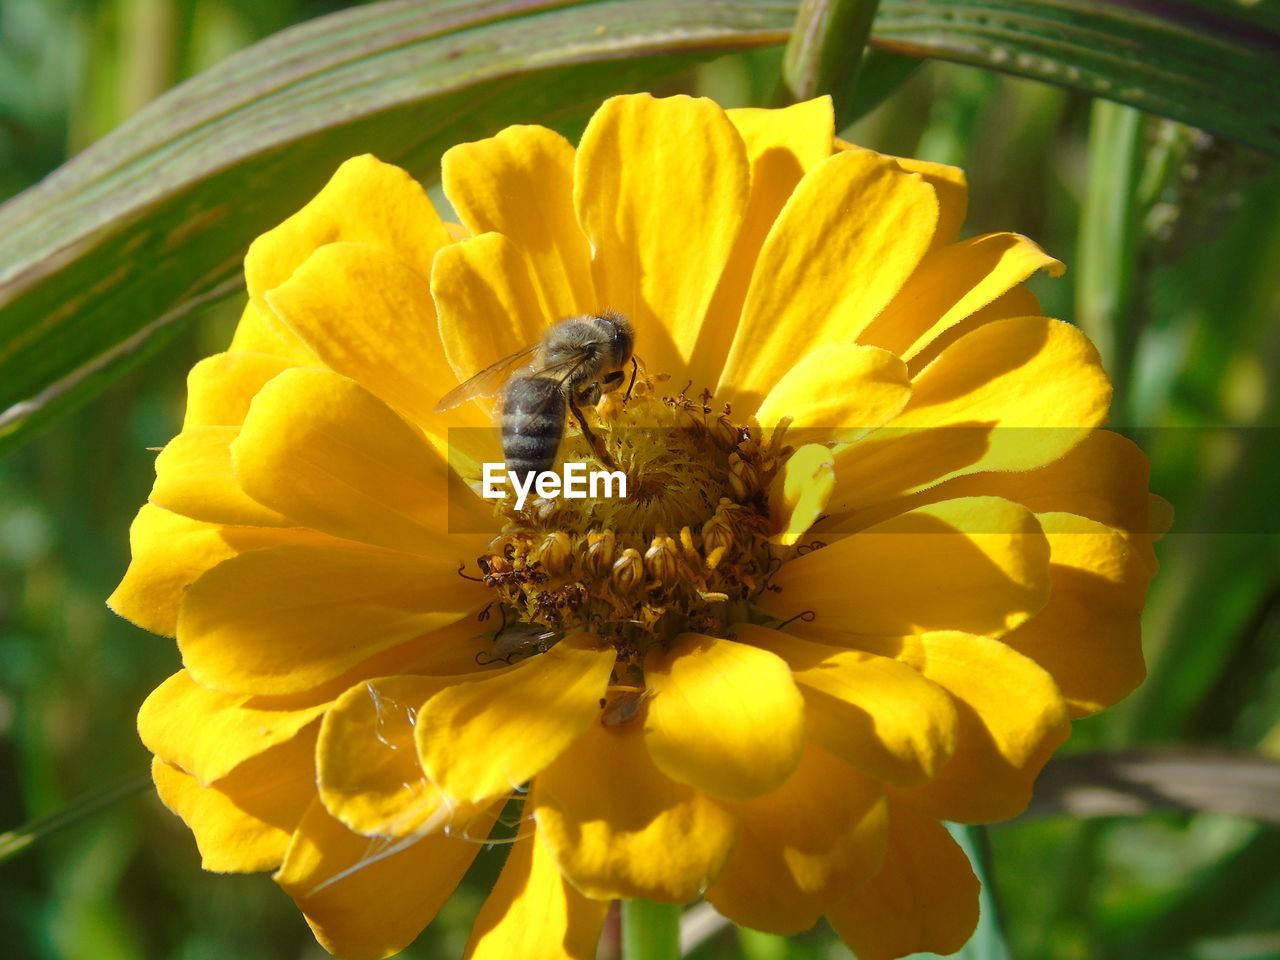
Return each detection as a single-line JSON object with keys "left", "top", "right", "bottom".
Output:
{"left": 567, "top": 392, "right": 619, "bottom": 471}
{"left": 580, "top": 381, "right": 603, "bottom": 406}
{"left": 624, "top": 357, "right": 638, "bottom": 402}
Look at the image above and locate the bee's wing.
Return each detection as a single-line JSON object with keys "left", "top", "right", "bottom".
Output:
{"left": 502, "top": 351, "right": 599, "bottom": 420}
{"left": 434, "top": 343, "right": 540, "bottom": 413}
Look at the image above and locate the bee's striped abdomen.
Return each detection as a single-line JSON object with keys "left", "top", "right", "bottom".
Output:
{"left": 502, "top": 376, "right": 565, "bottom": 483}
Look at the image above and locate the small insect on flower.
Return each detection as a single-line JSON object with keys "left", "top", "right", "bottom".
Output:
{"left": 475, "top": 621, "right": 563, "bottom": 666}
{"left": 434, "top": 310, "right": 637, "bottom": 483}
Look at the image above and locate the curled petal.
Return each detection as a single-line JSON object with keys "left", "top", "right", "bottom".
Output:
{"left": 140, "top": 670, "right": 329, "bottom": 785}
{"left": 108, "top": 504, "right": 334, "bottom": 637}
{"left": 275, "top": 799, "right": 499, "bottom": 960}
{"left": 859, "top": 232, "right": 1062, "bottom": 363}
{"left": 414, "top": 635, "right": 615, "bottom": 806}
{"left": 151, "top": 729, "right": 316, "bottom": 873}
{"left": 318, "top": 676, "right": 458, "bottom": 838}
{"left": 643, "top": 633, "right": 805, "bottom": 801}
{"left": 151, "top": 426, "right": 290, "bottom": 528}
{"left": 245, "top": 154, "right": 450, "bottom": 306}
{"left": 706, "top": 744, "right": 887, "bottom": 935}
{"left": 827, "top": 803, "right": 979, "bottom": 960}
{"left": 741, "top": 624, "right": 957, "bottom": 786}
{"left": 532, "top": 720, "right": 736, "bottom": 903}
{"left": 182, "top": 351, "right": 297, "bottom": 429}
{"left": 265, "top": 243, "right": 474, "bottom": 436}
{"left": 891, "top": 631, "right": 1070, "bottom": 823}
{"left": 1003, "top": 513, "right": 1152, "bottom": 717}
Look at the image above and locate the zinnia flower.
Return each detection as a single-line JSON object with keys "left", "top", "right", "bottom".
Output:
{"left": 111, "top": 94, "right": 1161, "bottom": 960}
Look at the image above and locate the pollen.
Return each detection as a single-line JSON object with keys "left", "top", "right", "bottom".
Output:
{"left": 471, "top": 378, "right": 790, "bottom": 682}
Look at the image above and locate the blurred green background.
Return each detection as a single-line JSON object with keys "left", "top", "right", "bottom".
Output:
{"left": 1, "top": 1, "right": 1277, "bottom": 959}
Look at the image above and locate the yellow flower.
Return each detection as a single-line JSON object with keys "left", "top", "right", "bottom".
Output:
{"left": 110, "top": 94, "right": 1161, "bottom": 960}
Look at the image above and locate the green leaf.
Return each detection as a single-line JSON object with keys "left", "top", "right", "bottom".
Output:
{"left": 870, "top": 0, "right": 1280, "bottom": 155}
{"left": 1, "top": 0, "right": 1276, "bottom": 457}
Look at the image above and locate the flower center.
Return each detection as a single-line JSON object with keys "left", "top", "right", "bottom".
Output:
{"left": 470, "top": 377, "right": 788, "bottom": 671}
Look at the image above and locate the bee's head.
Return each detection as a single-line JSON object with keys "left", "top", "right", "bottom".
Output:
{"left": 595, "top": 310, "right": 634, "bottom": 370}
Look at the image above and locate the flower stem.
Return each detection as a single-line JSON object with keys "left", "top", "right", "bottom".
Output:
{"left": 621, "top": 899, "right": 682, "bottom": 960}
{"left": 781, "top": 0, "right": 882, "bottom": 124}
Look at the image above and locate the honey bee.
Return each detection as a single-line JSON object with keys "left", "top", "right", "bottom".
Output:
{"left": 435, "top": 311, "right": 636, "bottom": 481}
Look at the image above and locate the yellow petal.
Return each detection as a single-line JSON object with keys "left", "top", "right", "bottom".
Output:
{"left": 533, "top": 720, "right": 736, "bottom": 902}
{"left": 767, "top": 443, "right": 836, "bottom": 547}
{"left": 837, "top": 140, "right": 969, "bottom": 253}
{"left": 718, "top": 148, "right": 938, "bottom": 405}
{"left": 177, "top": 543, "right": 485, "bottom": 695}
{"left": 442, "top": 125, "right": 595, "bottom": 321}
{"left": 1003, "top": 513, "right": 1152, "bottom": 716}
{"left": 755, "top": 343, "right": 911, "bottom": 437}
{"left": 900, "top": 283, "right": 1043, "bottom": 377}
{"left": 465, "top": 831, "right": 610, "bottom": 960}
{"left": 275, "top": 798, "right": 499, "bottom": 960}
{"left": 244, "top": 155, "right": 449, "bottom": 308}
{"left": 698, "top": 98, "right": 836, "bottom": 376}
{"left": 728, "top": 99, "right": 835, "bottom": 170}
{"left": 232, "top": 367, "right": 483, "bottom": 553}
{"left": 740, "top": 624, "right": 957, "bottom": 786}
{"left": 228, "top": 299, "right": 316, "bottom": 363}
{"left": 317, "top": 675, "right": 459, "bottom": 838}
{"left": 150, "top": 729, "right": 315, "bottom": 873}
{"left": 829, "top": 316, "right": 1112, "bottom": 513}
{"left": 643, "top": 632, "right": 805, "bottom": 801}
{"left": 140, "top": 670, "right": 330, "bottom": 785}
{"left": 858, "top": 233, "right": 1063, "bottom": 362}
{"left": 890, "top": 631, "right": 1070, "bottom": 823}
{"left": 108, "top": 504, "right": 330, "bottom": 636}
{"left": 705, "top": 744, "right": 886, "bottom": 935}
{"left": 575, "top": 94, "right": 749, "bottom": 388}
{"left": 892, "top": 155, "right": 968, "bottom": 249}
{"left": 760, "top": 496, "right": 1051, "bottom": 639}
{"left": 829, "top": 429, "right": 1156, "bottom": 542}
{"left": 265, "top": 243, "right": 475, "bottom": 436}
{"left": 432, "top": 231, "right": 553, "bottom": 396}
{"left": 182, "top": 351, "right": 297, "bottom": 429}
{"left": 150, "top": 426, "right": 290, "bottom": 528}
{"left": 416, "top": 634, "right": 615, "bottom": 806}
{"left": 826, "top": 803, "right": 978, "bottom": 960}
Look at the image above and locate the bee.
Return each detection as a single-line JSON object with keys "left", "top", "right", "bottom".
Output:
{"left": 435, "top": 311, "right": 636, "bottom": 482}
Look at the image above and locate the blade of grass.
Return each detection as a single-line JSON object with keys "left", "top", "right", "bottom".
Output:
{"left": 1077, "top": 99, "right": 1144, "bottom": 423}
{"left": 0, "top": 769, "right": 152, "bottom": 863}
